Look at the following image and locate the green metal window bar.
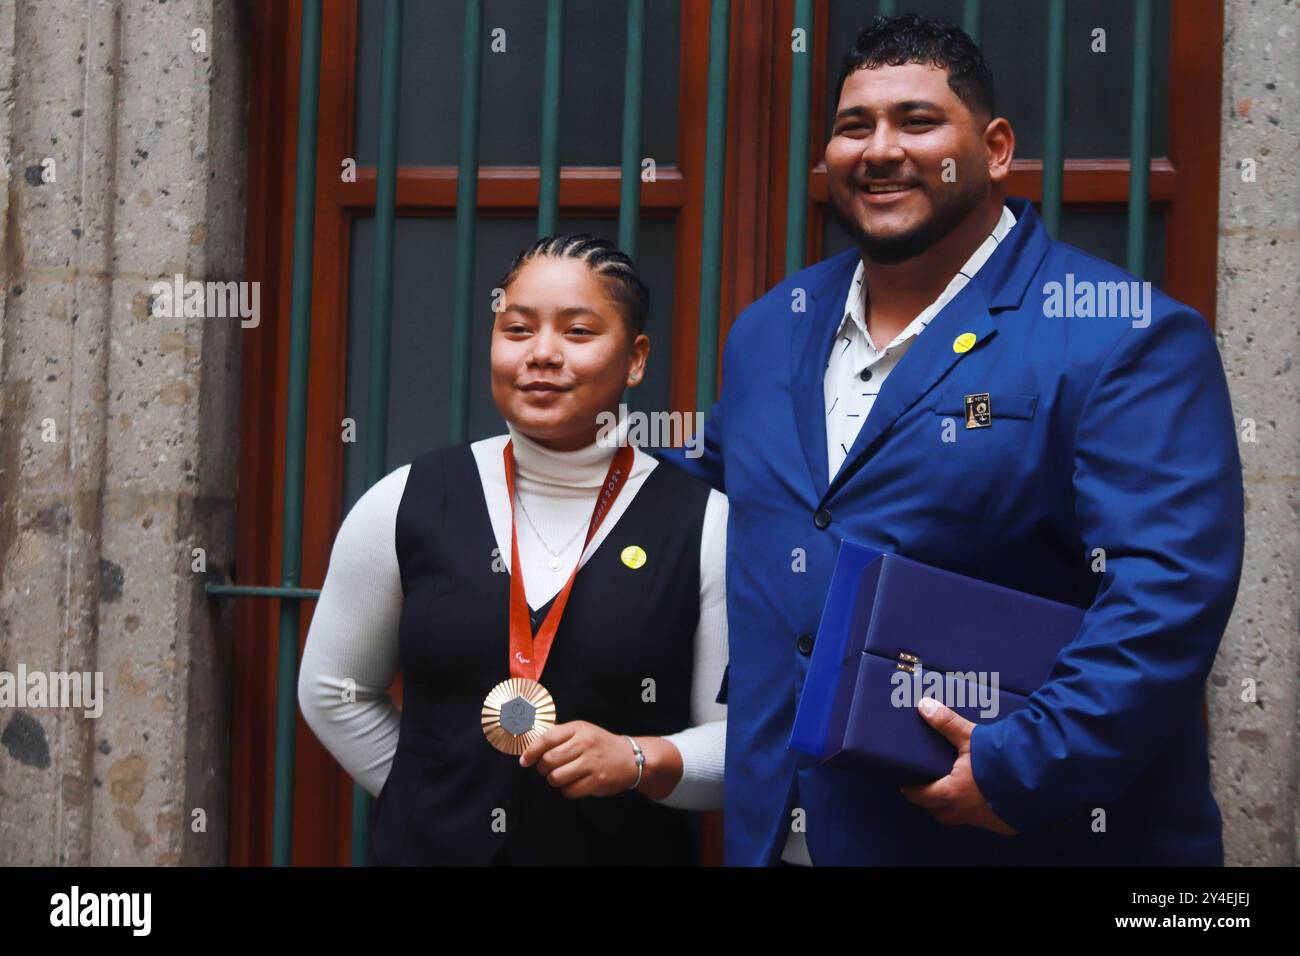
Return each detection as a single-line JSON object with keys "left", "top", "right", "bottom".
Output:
{"left": 207, "top": 0, "right": 1158, "bottom": 866}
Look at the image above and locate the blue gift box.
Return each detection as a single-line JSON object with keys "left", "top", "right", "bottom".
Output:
{"left": 790, "top": 546, "right": 1085, "bottom": 779}
{"left": 788, "top": 540, "right": 883, "bottom": 759}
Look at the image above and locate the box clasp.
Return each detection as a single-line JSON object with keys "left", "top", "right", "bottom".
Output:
{"left": 896, "top": 651, "right": 920, "bottom": 674}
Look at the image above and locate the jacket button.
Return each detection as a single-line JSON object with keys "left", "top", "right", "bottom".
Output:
{"left": 813, "top": 508, "right": 831, "bottom": 529}
{"left": 797, "top": 633, "right": 815, "bottom": 655}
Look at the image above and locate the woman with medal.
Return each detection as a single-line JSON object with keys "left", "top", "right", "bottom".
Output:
{"left": 299, "top": 234, "right": 728, "bottom": 865}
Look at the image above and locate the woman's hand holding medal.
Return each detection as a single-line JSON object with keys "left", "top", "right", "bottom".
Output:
{"left": 519, "top": 721, "right": 684, "bottom": 799}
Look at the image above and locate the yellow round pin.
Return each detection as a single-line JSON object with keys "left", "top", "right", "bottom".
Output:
{"left": 620, "top": 545, "right": 647, "bottom": 569}
{"left": 952, "top": 332, "right": 978, "bottom": 354}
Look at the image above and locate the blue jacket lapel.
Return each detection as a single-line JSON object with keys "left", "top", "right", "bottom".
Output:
{"left": 790, "top": 249, "right": 860, "bottom": 497}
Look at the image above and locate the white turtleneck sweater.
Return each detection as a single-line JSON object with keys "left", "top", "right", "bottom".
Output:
{"left": 298, "top": 421, "right": 729, "bottom": 811}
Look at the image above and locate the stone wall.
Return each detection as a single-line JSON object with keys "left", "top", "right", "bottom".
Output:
{"left": 1211, "top": 0, "right": 1300, "bottom": 866}
{"left": 0, "top": 0, "right": 247, "bottom": 865}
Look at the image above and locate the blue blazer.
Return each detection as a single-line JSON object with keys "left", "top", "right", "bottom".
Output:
{"left": 657, "top": 197, "right": 1243, "bottom": 865}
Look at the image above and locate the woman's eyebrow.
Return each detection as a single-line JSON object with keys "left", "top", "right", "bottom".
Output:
{"left": 555, "top": 306, "right": 602, "bottom": 320}
{"left": 500, "top": 303, "right": 602, "bottom": 320}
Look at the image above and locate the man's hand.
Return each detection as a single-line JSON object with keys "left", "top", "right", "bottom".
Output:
{"left": 899, "top": 697, "right": 1017, "bottom": 835}
{"left": 518, "top": 721, "right": 641, "bottom": 798}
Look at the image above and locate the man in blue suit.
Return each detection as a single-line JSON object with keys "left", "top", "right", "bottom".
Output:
{"left": 657, "top": 15, "right": 1243, "bottom": 865}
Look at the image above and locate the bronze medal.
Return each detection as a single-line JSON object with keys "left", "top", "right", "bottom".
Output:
{"left": 481, "top": 677, "right": 557, "bottom": 755}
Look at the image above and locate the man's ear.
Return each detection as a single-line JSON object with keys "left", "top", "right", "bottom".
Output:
{"left": 983, "top": 117, "right": 1015, "bottom": 183}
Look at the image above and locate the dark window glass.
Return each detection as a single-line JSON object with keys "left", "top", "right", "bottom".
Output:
{"left": 354, "top": 0, "right": 681, "bottom": 167}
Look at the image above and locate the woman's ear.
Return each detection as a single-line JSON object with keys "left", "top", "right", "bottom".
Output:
{"left": 627, "top": 333, "right": 650, "bottom": 387}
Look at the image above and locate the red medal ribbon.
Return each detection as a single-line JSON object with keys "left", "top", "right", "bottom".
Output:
{"left": 503, "top": 439, "right": 635, "bottom": 682}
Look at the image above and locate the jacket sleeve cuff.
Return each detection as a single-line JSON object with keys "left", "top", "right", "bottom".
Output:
{"left": 969, "top": 719, "right": 1044, "bottom": 834}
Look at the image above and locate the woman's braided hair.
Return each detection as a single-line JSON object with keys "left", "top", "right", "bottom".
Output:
{"left": 498, "top": 234, "right": 650, "bottom": 338}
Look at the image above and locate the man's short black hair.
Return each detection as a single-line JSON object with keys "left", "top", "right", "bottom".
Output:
{"left": 835, "top": 14, "right": 996, "bottom": 121}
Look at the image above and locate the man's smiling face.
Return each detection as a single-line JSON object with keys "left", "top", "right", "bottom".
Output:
{"left": 824, "top": 61, "right": 995, "bottom": 264}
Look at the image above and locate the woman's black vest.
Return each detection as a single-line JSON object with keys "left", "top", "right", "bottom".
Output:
{"left": 371, "top": 442, "right": 712, "bottom": 865}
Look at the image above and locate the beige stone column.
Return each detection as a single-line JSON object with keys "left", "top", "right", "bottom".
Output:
{"left": 0, "top": 0, "right": 247, "bottom": 865}
{"left": 1212, "top": 0, "right": 1300, "bottom": 866}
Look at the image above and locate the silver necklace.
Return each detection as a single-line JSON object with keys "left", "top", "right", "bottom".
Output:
{"left": 515, "top": 493, "right": 588, "bottom": 571}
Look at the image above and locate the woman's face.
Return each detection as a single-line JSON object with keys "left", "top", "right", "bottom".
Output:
{"left": 490, "top": 256, "right": 649, "bottom": 451}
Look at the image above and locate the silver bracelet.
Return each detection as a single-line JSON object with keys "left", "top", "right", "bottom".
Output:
{"left": 624, "top": 735, "right": 646, "bottom": 790}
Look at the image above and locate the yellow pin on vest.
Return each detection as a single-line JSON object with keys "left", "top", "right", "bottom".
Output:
{"left": 620, "top": 545, "right": 647, "bottom": 569}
